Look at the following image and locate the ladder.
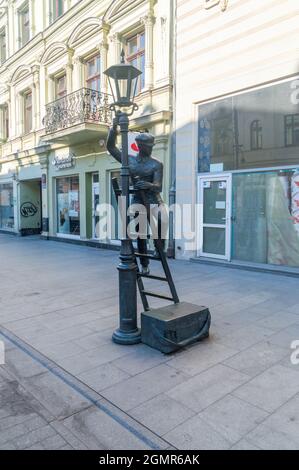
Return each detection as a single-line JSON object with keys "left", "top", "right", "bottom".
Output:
{"left": 112, "top": 178, "right": 180, "bottom": 311}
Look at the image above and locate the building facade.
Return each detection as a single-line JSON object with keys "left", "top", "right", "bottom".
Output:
{"left": 0, "top": 0, "right": 174, "bottom": 244}
{"left": 175, "top": 0, "right": 299, "bottom": 270}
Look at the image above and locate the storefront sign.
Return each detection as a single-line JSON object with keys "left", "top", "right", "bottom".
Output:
{"left": 52, "top": 153, "right": 75, "bottom": 170}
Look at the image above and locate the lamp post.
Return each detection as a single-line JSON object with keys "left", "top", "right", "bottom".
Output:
{"left": 104, "top": 51, "right": 142, "bottom": 345}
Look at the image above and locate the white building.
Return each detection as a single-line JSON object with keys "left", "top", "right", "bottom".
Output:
{"left": 175, "top": 0, "right": 299, "bottom": 270}
{"left": 0, "top": 0, "right": 174, "bottom": 245}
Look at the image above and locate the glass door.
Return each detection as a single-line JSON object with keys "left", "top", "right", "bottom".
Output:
{"left": 198, "top": 175, "right": 231, "bottom": 260}
{"left": 92, "top": 173, "right": 100, "bottom": 239}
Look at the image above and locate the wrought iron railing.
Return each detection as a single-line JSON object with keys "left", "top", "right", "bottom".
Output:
{"left": 44, "top": 88, "right": 112, "bottom": 134}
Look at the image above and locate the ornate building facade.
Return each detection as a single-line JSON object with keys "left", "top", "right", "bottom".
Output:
{"left": 0, "top": 0, "right": 173, "bottom": 244}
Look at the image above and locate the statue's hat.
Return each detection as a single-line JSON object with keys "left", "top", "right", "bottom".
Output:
{"left": 135, "top": 133, "right": 155, "bottom": 147}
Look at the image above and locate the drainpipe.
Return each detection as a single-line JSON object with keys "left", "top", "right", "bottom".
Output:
{"left": 167, "top": 0, "right": 177, "bottom": 259}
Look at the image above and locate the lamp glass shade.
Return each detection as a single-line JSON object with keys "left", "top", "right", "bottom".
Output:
{"left": 104, "top": 63, "right": 142, "bottom": 109}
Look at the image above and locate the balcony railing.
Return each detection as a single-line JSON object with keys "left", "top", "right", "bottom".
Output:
{"left": 44, "top": 88, "right": 112, "bottom": 134}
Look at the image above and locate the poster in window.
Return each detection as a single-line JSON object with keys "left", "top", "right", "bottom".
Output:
{"left": 57, "top": 192, "right": 70, "bottom": 233}
{"left": 69, "top": 191, "right": 79, "bottom": 217}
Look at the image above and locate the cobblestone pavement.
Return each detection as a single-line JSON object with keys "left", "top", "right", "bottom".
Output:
{"left": 1, "top": 234, "right": 299, "bottom": 450}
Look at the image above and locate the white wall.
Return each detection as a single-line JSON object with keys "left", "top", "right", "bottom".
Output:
{"left": 175, "top": 0, "right": 299, "bottom": 258}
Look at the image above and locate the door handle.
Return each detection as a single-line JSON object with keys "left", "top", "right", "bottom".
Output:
{"left": 231, "top": 216, "right": 236, "bottom": 222}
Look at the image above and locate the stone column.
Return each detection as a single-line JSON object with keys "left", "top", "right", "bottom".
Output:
{"left": 40, "top": 157, "right": 49, "bottom": 237}
{"left": 66, "top": 49, "right": 74, "bottom": 94}
{"left": 8, "top": 83, "right": 16, "bottom": 138}
{"left": 99, "top": 22, "right": 110, "bottom": 94}
{"left": 0, "top": 106, "right": 4, "bottom": 140}
{"left": 39, "top": 65, "right": 46, "bottom": 126}
{"left": 109, "top": 32, "right": 122, "bottom": 65}
{"left": 16, "top": 93, "right": 23, "bottom": 136}
{"left": 29, "top": 0, "right": 36, "bottom": 39}
{"left": 32, "top": 65, "right": 40, "bottom": 130}
{"left": 7, "top": 3, "right": 15, "bottom": 56}
{"left": 73, "top": 56, "right": 83, "bottom": 90}
{"left": 141, "top": 13, "right": 155, "bottom": 90}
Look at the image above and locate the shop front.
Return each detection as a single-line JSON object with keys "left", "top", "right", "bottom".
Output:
{"left": 47, "top": 147, "right": 121, "bottom": 244}
{"left": 56, "top": 175, "right": 80, "bottom": 238}
{"left": 197, "top": 77, "right": 299, "bottom": 270}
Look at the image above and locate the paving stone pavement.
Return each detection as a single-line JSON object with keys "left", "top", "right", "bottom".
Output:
{"left": 1, "top": 234, "right": 299, "bottom": 450}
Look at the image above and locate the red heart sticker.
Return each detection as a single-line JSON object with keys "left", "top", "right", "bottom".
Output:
{"left": 131, "top": 143, "right": 139, "bottom": 152}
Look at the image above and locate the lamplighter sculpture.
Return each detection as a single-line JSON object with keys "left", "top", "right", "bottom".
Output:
{"left": 104, "top": 51, "right": 142, "bottom": 345}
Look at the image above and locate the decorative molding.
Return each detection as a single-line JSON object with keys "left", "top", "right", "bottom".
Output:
{"left": 68, "top": 17, "right": 106, "bottom": 48}
{"left": 10, "top": 65, "right": 31, "bottom": 85}
{"left": 204, "top": 0, "right": 228, "bottom": 11}
{"left": 40, "top": 42, "right": 68, "bottom": 65}
{"left": 140, "top": 14, "right": 155, "bottom": 27}
{"left": 0, "top": 0, "right": 7, "bottom": 17}
{"left": 104, "top": 0, "right": 146, "bottom": 24}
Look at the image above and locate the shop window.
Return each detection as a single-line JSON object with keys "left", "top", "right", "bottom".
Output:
{"left": 51, "top": 0, "right": 64, "bottom": 22}
{"left": 126, "top": 32, "right": 145, "bottom": 93}
{"left": 0, "top": 183, "right": 14, "bottom": 230}
{"left": 0, "top": 28, "right": 6, "bottom": 64}
{"left": 231, "top": 169, "right": 299, "bottom": 268}
{"left": 55, "top": 74, "right": 67, "bottom": 99}
{"left": 56, "top": 176, "right": 80, "bottom": 236}
{"left": 19, "top": 3, "right": 30, "bottom": 47}
{"left": 285, "top": 114, "right": 299, "bottom": 147}
{"left": 86, "top": 55, "right": 101, "bottom": 91}
{"left": 250, "top": 120, "right": 263, "bottom": 150}
{"left": 24, "top": 91, "right": 32, "bottom": 134}
{"left": 198, "top": 78, "right": 299, "bottom": 172}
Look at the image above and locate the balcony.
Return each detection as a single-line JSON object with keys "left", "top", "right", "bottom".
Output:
{"left": 42, "top": 88, "right": 112, "bottom": 145}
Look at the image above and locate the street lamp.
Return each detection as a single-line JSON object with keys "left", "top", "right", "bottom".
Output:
{"left": 104, "top": 51, "right": 142, "bottom": 345}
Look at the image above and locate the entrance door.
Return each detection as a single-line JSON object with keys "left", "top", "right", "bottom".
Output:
{"left": 92, "top": 173, "right": 100, "bottom": 239}
{"left": 198, "top": 175, "right": 231, "bottom": 260}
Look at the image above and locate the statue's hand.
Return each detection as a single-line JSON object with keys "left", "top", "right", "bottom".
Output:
{"left": 112, "top": 116, "right": 119, "bottom": 131}
{"left": 135, "top": 181, "right": 152, "bottom": 190}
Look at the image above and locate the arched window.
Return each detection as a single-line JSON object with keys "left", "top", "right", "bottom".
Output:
{"left": 250, "top": 120, "right": 263, "bottom": 150}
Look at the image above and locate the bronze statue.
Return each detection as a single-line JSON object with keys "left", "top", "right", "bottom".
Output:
{"left": 107, "top": 117, "right": 167, "bottom": 273}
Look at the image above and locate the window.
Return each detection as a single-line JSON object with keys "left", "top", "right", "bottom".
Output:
{"left": 55, "top": 74, "right": 67, "bottom": 99}
{"left": 232, "top": 169, "right": 299, "bottom": 268}
{"left": 0, "top": 28, "right": 6, "bottom": 64}
{"left": 126, "top": 32, "right": 145, "bottom": 93}
{"left": 285, "top": 114, "right": 299, "bottom": 147}
{"left": 198, "top": 79, "right": 299, "bottom": 173}
{"left": 52, "top": 0, "right": 64, "bottom": 22}
{"left": 24, "top": 91, "right": 32, "bottom": 134}
{"left": 1, "top": 104, "right": 9, "bottom": 140}
{"left": 86, "top": 55, "right": 101, "bottom": 91}
{"left": 250, "top": 120, "right": 263, "bottom": 150}
{"left": 56, "top": 176, "right": 80, "bottom": 236}
{"left": 19, "top": 3, "right": 30, "bottom": 47}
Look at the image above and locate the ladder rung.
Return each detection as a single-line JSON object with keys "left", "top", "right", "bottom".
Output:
{"left": 135, "top": 253, "right": 160, "bottom": 260}
{"left": 141, "top": 290, "right": 174, "bottom": 301}
{"left": 138, "top": 273, "right": 168, "bottom": 282}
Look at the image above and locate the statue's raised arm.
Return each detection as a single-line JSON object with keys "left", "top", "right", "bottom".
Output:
{"left": 106, "top": 117, "right": 122, "bottom": 163}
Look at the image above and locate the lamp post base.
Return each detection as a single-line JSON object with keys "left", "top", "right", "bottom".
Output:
{"left": 112, "top": 328, "right": 142, "bottom": 345}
